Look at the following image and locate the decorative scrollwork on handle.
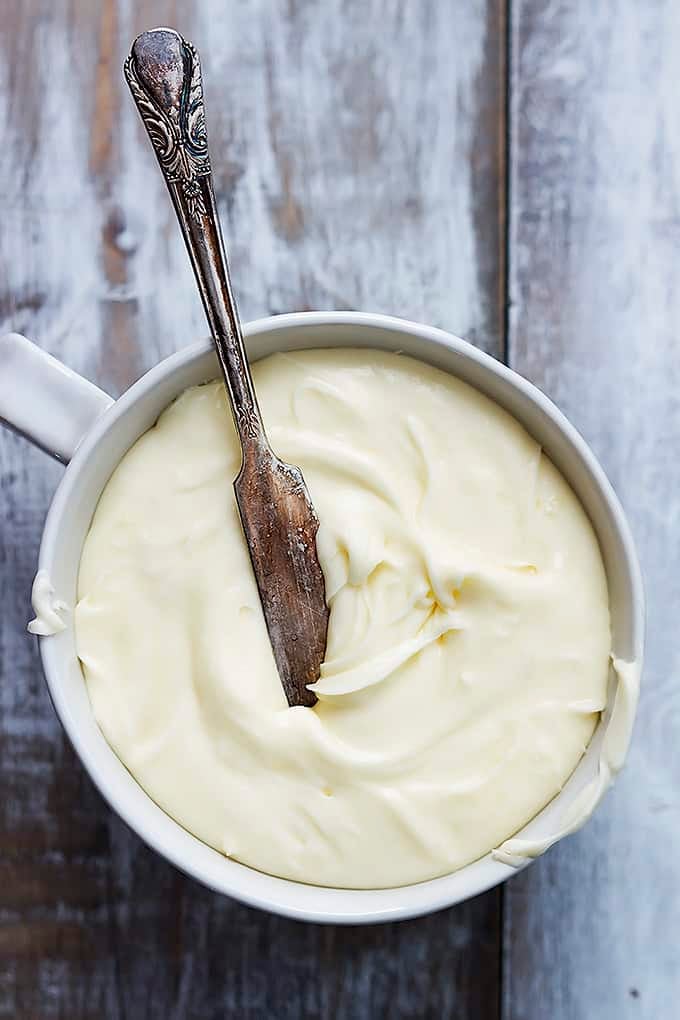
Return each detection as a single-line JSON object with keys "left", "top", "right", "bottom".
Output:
{"left": 124, "top": 30, "right": 211, "bottom": 223}
{"left": 236, "top": 402, "right": 263, "bottom": 442}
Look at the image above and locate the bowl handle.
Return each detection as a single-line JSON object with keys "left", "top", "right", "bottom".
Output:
{"left": 0, "top": 333, "right": 114, "bottom": 464}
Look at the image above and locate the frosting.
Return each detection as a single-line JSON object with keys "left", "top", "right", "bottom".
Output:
{"left": 492, "top": 655, "right": 640, "bottom": 865}
{"left": 28, "top": 569, "right": 69, "bottom": 635}
{"left": 75, "top": 349, "right": 619, "bottom": 889}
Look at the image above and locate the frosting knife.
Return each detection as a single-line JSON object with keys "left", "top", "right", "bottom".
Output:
{"left": 124, "top": 27, "right": 329, "bottom": 708}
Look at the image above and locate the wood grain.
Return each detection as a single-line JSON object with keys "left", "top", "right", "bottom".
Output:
{"left": 0, "top": 1, "right": 506, "bottom": 1016}
{"left": 504, "top": 2, "right": 680, "bottom": 1018}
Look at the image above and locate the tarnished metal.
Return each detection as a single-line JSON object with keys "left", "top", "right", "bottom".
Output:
{"left": 124, "top": 28, "right": 328, "bottom": 707}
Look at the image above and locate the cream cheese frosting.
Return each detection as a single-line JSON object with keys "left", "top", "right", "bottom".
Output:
{"left": 28, "top": 569, "right": 69, "bottom": 635}
{"left": 492, "top": 654, "right": 640, "bottom": 865}
{"left": 75, "top": 348, "right": 616, "bottom": 888}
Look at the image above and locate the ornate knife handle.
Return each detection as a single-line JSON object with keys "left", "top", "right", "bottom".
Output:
{"left": 124, "top": 28, "right": 267, "bottom": 451}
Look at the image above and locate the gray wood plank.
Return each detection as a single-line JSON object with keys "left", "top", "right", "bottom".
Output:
{"left": 504, "top": 2, "right": 680, "bottom": 1018}
{"left": 0, "top": 1, "right": 507, "bottom": 1016}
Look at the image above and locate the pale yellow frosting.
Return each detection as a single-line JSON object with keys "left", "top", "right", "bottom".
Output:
{"left": 28, "top": 569, "right": 68, "bottom": 635}
{"left": 75, "top": 349, "right": 612, "bottom": 888}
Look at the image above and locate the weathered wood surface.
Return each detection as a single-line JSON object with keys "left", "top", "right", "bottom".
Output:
{"left": 503, "top": 2, "right": 680, "bottom": 1019}
{"left": 0, "top": 1, "right": 506, "bottom": 1017}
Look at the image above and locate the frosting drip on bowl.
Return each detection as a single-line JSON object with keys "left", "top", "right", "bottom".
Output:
{"left": 28, "top": 569, "right": 69, "bottom": 635}
{"left": 75, "top": 349, "right": 617, "bottom": 888}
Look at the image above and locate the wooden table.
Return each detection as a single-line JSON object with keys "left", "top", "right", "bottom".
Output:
{"left": 1, "top": 2, "right": 676, "bottom": 1017}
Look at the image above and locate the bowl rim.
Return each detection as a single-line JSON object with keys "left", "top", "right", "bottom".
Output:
{"left": 36, "top": 310, "right": 645, "bottom": 923}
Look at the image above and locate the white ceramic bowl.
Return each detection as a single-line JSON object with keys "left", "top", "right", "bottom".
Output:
{"left": 0, "top": 312, "right": 644, "bottom": 924}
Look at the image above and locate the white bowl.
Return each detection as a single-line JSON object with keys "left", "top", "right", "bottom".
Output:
{"left": 0, "top": 312, "right": 644, "bottom": 924}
